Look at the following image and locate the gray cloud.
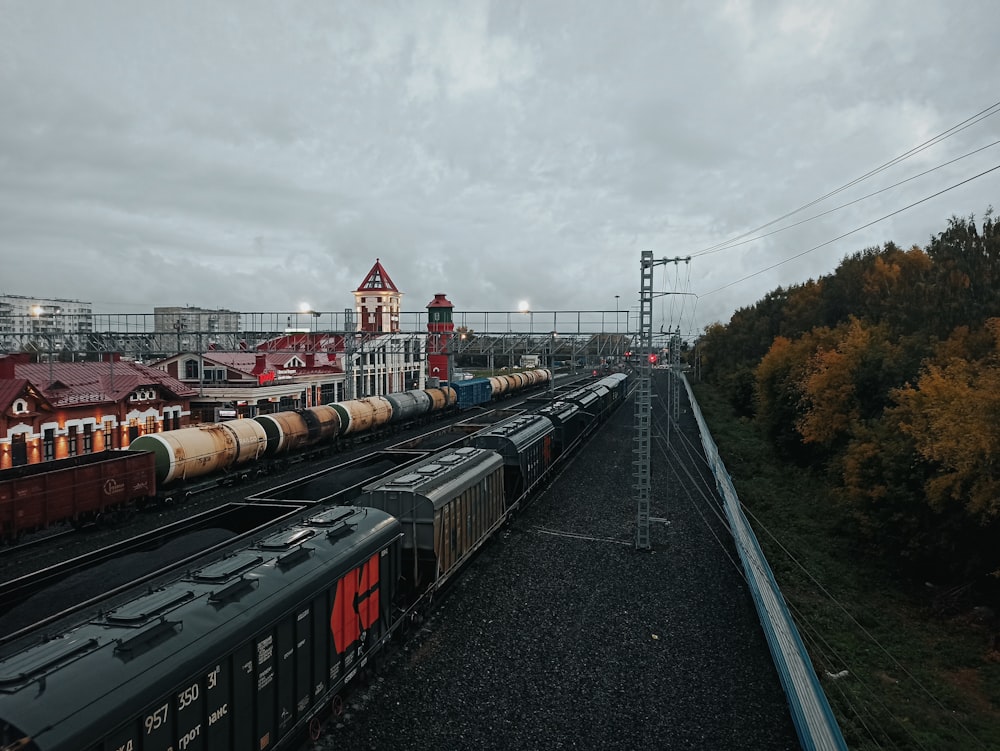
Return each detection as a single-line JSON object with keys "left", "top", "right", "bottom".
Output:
{"left": 1, "top": 0, "right": 998, "bottom": 337}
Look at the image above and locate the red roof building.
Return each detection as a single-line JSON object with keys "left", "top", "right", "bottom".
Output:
{"left": 153, "top": 347, "right": 347, "bottom": 421}
{"left": 0, "top": 353, "right": 195, "bottom": 469}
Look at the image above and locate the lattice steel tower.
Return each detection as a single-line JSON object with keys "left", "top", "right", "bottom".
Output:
{"left": 633, "top": 252, "right": 691, "bottom": 550}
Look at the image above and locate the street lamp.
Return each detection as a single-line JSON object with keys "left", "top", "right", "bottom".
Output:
{"left": 549, "top": 331, "right": 558, "bottom": 397}
{"left": 173, "top": 319, "right": 186, "bottom": 354}
{"left": 30, "top": 305, "right": 55, "bottom": 384}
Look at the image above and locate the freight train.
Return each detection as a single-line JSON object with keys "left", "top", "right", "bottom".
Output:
{"left": 0, "top": 372, "right": 629, "bottom": 751}
{"left": 129, "top": 370, "right": 552, "bottom": 491}
{"left": 0, "top": 370, "right": 552, "bottom": 544}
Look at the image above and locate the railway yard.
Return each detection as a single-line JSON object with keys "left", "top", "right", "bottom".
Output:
{"left": 318, "top": 371, "right": 800, "bottom": 750}
{"left": 0, "top": 373, "right": 801, "bottom": 750}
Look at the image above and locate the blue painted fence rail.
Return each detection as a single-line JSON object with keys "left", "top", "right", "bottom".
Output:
{"left": 683, "top": 374, "right": 848, "bottom": 751}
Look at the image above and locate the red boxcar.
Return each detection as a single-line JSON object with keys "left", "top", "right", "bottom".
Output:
{"left": 0, "top": 450, "right": 156, "bottom": 542}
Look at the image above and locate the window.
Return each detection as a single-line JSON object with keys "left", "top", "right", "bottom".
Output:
{"left": 184, "top": 359, "right": 200, "bottom": 379}
{"left": 145, "top": 416, "right": 156, "bottom": 435}
{"left": 68, "top": 425, "right": 78, "bottom": 456}
{"left": 83, "top": 424, "right": 93, "bottom": 453}
{"left": 12, "top": 398, "right": 28, "bottom": 414}
{"left": 43, "top": 428, "right": 55, "bottom": 461}
{"left": 103, "top": 419, "right": 115, "bottom": 449}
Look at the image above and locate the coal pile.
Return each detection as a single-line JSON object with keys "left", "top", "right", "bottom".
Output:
{"left": 321, "top": 379, "right": 800, "bottom": 750}
{"left": 0, "top": 528, "right": 234, "bottom": 637}
{"left": 293, "top": 460, "right": 401, "bottom": 500}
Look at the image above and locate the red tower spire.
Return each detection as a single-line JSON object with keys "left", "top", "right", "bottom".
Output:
{"left": 426, "top": 293, "right": 454, "bottom": 382}
{"left": 355, "top": 258, "right": 399, "bottom": 293}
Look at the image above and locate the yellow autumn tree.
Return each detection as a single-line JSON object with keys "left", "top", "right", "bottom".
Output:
{"left": 796, "top": 317, "right": 899, "bottom": 451}
{"left": 755, "top": 327, "right": 840, "bottom": 458}
{"left": 890, "top": 319, "right": 1000, "bottom": 521}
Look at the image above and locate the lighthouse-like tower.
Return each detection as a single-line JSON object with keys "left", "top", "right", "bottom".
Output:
{"left": 426, "top": 293, "right": 454, "bottom": 383}
{"left": 353, "top": 258, "right": 402, "bottom": 333}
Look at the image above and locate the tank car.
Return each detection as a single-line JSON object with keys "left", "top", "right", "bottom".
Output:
{"left": 254, "top": 405, "right": 340, "bottom": 456}
{"left": 383, "top": 389, "right": 433, "bottom": 425}
{"left": 424, "top": 385, "right": 456, "bottom": 412}
{"left": 329, "top": 397, "right": 394, "bottom": 437}
{"left": 0, "top": 506, "right": 403, "bottom": 751}
{"left": 487, "top": 374, "right": 510, "bottom": 396}
{"left": 128, "top": 419, "right": 268, "bottom": 485}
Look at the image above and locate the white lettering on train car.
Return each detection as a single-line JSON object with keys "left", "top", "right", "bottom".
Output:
{"left": 144, "top": 703, "right": 169, "bottom": 734}
{"left": 177, "top": 682, "right": 199, "bottom": 709}
{"left": 178, "top": 724, "right": 201, "bottom": 750}
{"left": 209, "top": 703, "right": 229, "bottom": 726}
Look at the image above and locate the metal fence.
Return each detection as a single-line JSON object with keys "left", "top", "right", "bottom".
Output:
{"left": 683, "top": 373, "right": 848, "bottom": 751}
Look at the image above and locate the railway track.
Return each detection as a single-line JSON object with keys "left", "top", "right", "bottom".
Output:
{"left": 0, "top": 389, "right": 572, "bottom": 646}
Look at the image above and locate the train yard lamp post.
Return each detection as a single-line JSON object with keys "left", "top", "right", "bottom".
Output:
{"left": 173, "top": 319, "right": 186, "bottom": 355}
{"left": 31, "top": 305, "right": 56, "bottom": 385}
{"left": 549, "top": 331, "right": 557, "bottom": 397}
{"left": 615, "top": 295, "right": 620, "bottom": 333}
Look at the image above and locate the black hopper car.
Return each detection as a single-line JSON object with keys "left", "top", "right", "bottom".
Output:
{"left": 0, "top": 373, "right": 628, "bottom": 751}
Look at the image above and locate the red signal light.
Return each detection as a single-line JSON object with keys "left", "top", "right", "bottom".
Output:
{"left": 648, "top": 354, "right": 658, "bottom": 364}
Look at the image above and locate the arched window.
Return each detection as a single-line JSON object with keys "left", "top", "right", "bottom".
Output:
{"left": 12, "top": 398, "right": 28, "bottom": 414}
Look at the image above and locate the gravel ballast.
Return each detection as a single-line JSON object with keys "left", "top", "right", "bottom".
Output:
{"left": 321, "top": 378, "right": 801, "bottom": 750}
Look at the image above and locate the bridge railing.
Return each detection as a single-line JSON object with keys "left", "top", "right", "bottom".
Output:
{"left": 683, "top": 373, "right": 848, "bottom": 751}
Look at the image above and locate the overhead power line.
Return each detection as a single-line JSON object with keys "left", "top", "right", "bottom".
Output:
{"left": 690, "top": 100, "right": 1000, "bottom": 257}
{"left": 701, "top": 162, "right": 1000, "bottom": 297}
{"left": 692, "top": 138, "right": 1000, "bottom": 258}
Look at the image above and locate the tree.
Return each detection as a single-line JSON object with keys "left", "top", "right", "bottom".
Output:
{"left": 891, "top": 336, "right": 1000, "bottom": 523}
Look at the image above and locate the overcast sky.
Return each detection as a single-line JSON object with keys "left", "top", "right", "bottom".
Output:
{"left": 2, "top": 0, "right": 998, "bottom": 338}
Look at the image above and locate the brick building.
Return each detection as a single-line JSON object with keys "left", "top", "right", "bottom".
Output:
{"left": 0, "top": 354, "right": 194, "bottom": 469}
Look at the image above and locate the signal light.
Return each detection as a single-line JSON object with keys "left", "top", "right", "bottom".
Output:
{"left": 648, "top": 354, "right": 658, "bottom": 365}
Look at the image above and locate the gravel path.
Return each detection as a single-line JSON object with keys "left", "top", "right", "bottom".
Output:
{"left": 320, "top": 378, "right": 800, "bottom": 750}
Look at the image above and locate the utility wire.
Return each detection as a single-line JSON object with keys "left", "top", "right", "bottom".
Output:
{"left": 701, "top": 163, "right": 1000, "bottom": 297}
{"left": 692, "top": 138, "right": 1000, "bottom": 258}
{"left": 689, "top": 100, "right": 1000, "bottom": 256}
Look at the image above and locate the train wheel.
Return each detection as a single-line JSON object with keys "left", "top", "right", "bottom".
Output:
{"left": 331, "top": 694, "right": 344, "bottom": 717}
{"left": 309, "top": 716, "right": 323, "bottom": 741}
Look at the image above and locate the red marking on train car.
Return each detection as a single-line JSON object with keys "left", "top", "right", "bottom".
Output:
{"left": 330, "top": 554, "right": 381, "bottom": 653}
